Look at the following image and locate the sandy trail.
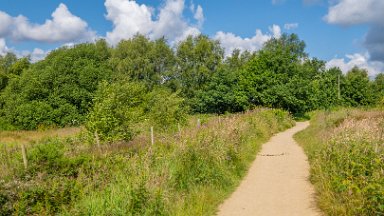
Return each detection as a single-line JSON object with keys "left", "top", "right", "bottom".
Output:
{"left": 217, "top": 122, "right": 321, "bottom": 216}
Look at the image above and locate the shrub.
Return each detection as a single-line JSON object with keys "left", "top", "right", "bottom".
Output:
{"left": 86, "top": 82, "right": 186, "bottom": 142}
{"left": 86, "top": 81, "right": 147, "bottom": 142}
{"left": 145, "top": 87, "right": 187, "bottom": 130}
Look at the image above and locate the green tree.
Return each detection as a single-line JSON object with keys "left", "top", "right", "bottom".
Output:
{"left": 342, "top": 67, "right": 375, "bottom": 106}
{"left": 238, "top": 34, "right": 312, "bottom": 113}
{"left": 110, "top": 35, "right": 175, "bottom": 89}
{"left": 175, "top": 35, "right": 224, "bottom": 99}
{"left": 0, "top": 53, "right": 20, "bottom": 92}
{"left": 0, "top": 41, "right": 112, "bottom": 129}
{"left": 373, "top": 73, "right": 384, "bottom": 105}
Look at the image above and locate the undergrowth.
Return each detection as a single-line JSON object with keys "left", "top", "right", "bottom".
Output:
{"left": 294, "top": 108, "right": 384, "bottom": 215}
{"left": 0, "top": 109, "right": 294, "bottom": 215}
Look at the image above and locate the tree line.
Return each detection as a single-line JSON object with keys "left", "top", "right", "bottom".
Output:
{"left": 0, "top": 34, "right": 383, "bottom": 135}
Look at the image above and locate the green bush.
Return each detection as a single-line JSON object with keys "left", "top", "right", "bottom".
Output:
{"left": 86, "top": 81, "right": 147, "bottom": 142}
{"left": 86, "top": 82, "right": 186, "bottom": 142}
{"left": 22, "top": 139, "right": 89, "bottom": 179}
{"left": 14, "top": 178, "right": 81, "bottom": 215}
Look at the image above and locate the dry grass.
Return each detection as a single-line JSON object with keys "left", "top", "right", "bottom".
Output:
{"left": 0, "top": 109, "right": 294, "bottom": 215}
{"left": 0, "top": 127, "right": 83, "bottom": 146}
{"left": 295, "top": 108, "right": 384, "bottom": 215}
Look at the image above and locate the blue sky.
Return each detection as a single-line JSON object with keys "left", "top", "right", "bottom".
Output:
{"left": 0, "top": 0, "right": 383, "bottom": 76}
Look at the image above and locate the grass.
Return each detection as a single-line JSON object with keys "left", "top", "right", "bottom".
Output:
{"left": 0, "top": 127, "right": 82, "bottom": 147}
{"left": 294, "top": 108, "right": 384, "bottom": 215}
{"left": 0, "top": 109, "right": 294, "bottom": 215}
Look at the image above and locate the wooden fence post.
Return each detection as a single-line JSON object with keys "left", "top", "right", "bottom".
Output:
{"left": 197, "top": 119, "right": 201, "bottom": 129}
{"left": 151, "top": 126, "right": 154, "bottom": 145}
{"left": 21, "top": 144, "right": 28, "bottom": 170}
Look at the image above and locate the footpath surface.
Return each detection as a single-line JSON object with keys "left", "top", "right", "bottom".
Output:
{"left": 217, "top": 122, "right": 321, "bottom": 216}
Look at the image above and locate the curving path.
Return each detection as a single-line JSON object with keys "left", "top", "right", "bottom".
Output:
{"left": 217, "top": 122, "right": 321, "bottom": 216}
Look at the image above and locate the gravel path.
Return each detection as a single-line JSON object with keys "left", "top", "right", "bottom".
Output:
{"left": 217, "top": 122, "right": 321, "bottom": 216}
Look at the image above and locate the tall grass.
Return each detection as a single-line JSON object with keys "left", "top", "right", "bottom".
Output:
{"left": 0, "top": 109, "right": 294, "bottom": 215}
{"left": 294, "top": 108, "right": 384, "bottom": 215}
{"left": 0, "top": 127, "right": 82, "bottom": 147}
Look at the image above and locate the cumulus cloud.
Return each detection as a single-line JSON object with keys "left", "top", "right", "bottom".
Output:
{"left": 364, "top": 25, "right": 384, "bottom": 62}
{"left": 214, "top": 25, "right": 281, "bottom": 56}
{"left": 324, "top": 0, "right": 384, "bottom": 64}
{"left": 0, "top": 12, "right": 12, "bottom": 37}
{"left": 0, "top": 38, "right": 48, "bottom": 62}
{"left": 324, "top": 0, "right": 384, "bottom": 25}
{"left": 27, "top": 48, "right": 49, "bottom": 62}
{"left": 0, "top": 38, "right": 10, "bottom": 56}
{"left": 284, "top": 23, "right": 298, "bottom": 30}
{"left": 0, "top": 4, "right": 95, "bottom": 43}
{"left": 269, "top": 24, "right": 282, "bottom": 38}
{"left": 105, "top": 0, "right": 202, "bottom": 45}
{"left": 326, "top": 53, "right": 384, "bottom": 77}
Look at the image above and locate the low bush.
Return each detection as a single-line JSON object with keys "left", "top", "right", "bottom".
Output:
{"left": 86, "top": 81, "right": 186, "bottom": 143}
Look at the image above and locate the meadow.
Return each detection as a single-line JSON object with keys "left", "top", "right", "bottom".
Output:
{"left": 0, "top": 109, "right": 294, "bottom": 215}
{"left": 295, "top": 108, "right": 384, "bottom": 215}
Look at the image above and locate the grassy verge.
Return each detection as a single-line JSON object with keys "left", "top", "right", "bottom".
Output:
{"left": 0, "top": 109, "right": 294, "bottom": 215}
{"left": 0, "top": 127, "right": 82, "bottom": 147}
{"left": 294, "top": 108, "right": 384, "bottom": 215}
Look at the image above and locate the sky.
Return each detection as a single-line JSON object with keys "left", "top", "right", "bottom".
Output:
{"left": 0, "top": 0, "right": 383, "bottom": 76}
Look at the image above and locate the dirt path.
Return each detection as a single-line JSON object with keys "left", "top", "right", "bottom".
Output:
{"left": 217, "top": 122, "right": 321, "bottom": 216}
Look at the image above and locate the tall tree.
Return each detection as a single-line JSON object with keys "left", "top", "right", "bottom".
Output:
{"left": 342, "top": 67, "right": 375, "bottom": 106}
{"left": 175, "top": 35, "right": 224, "bottom": 99}
{"left": 110, "top": 35, "right": 175, "bottom": 89}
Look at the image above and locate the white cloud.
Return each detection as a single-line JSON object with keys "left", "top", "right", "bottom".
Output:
{"left": 190, "top": 2, "right": 204, "bottom": 28}
{"left": 0, "top": 4, "right": 95, "bottom": 43}
{"left": 19, "top": 48, "right": 47, "bottom": 62}
{"left": 269, "top": 24, "right": 282, "bottom": 38}
{"left": 324, "top": 0, "right": 384, "bottom": 25}
{"left": 0, "top": 12, "right": 12, "bottom": 37}
{"left": 326, "top": 53, "right": 384, "bottom": 77}
{"left": 284, "top": 23, "right": 298, "bottom": 30}
{"left": 28, "top": 48, "right": 49, "bottom": 62}
{"left": 0, "top": 38, "right": 48, "bottom": 62}
{"left": 105, "top": 0, "right": 154, "bottom": 44}
{"left": 0, "top": 38, "right": 10, "bottom": 56}
{"left": 193, "top": 5, "right": 204, "bottom": 27}
{"left": 105, "top": 0, "right": 202, "bottom": 45}
{"left": 214, "top": 25, "right": 281, "bottom": 56}
{"left": 324, "top": 0, "right": 384, "bottom": 65}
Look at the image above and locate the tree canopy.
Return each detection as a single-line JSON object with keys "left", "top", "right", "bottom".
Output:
{"left": 0, "top": 34, "right": 382, "bottom": 131}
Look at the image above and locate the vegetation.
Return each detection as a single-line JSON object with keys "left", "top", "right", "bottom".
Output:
{"left": 0, "top": 34, "right": 383, "bottom": 131}
{"left": 294, "top": 108, "right": 384, "bottom": 215}
{"left": 0, "top": 32, "right": 383, "bottom": 215}
{"left": 0, "top": 109, "right": 294, "bottom": 215}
